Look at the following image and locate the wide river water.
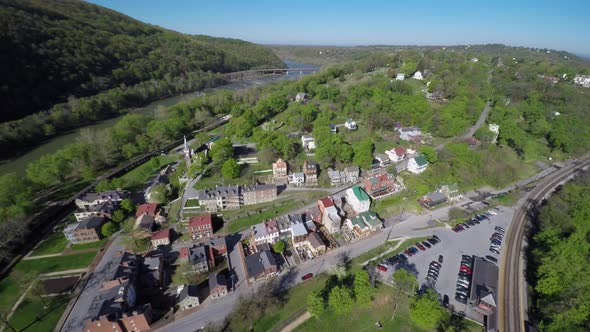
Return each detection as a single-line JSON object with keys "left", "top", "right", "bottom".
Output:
{"left": 0, "top": 60, "right": 318, "bottom": 175}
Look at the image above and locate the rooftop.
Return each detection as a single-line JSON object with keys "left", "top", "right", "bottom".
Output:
{"left": 150, "top": 229, "right": 170, "bottom": 241}
{"left": 413, "top": 155, "right": 428, "bottom": 167}
{"left": 352, "top": 185, "right": 370, "bottom": 202}
{"left": 188, "top": 214, "right": 213, "bottom": 228}
{"left": 318, "top": 197, "right": 334, "bottom": 208}
{"left": 136, "top": 203, "right": 158, "bottom": 218}
{"left": 307, "top": 232, "right": 324, "bottom": 249}
{"left": 78, "top": 216, "right": 106, "bottom": 229}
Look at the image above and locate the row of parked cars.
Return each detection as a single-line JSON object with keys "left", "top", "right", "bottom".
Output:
{"left": 402, "top": 235, "right": 441, "bottom": 257}
{"left": 426, "top": 256, "right": 444, "bottom": 286}
{"left": 451, "top": 209, "right": 499, "bottom": 233}
{"left": 376, "top": 235, "right": 442, "bottom": 272}
{"left": 455, "top": 255, "right": 474, "bottom": 304}
{"left": 489, "top": 226, "right": 505, "bottom": 254}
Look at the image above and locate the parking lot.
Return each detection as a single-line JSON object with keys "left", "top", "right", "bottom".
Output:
{"left": 378, "top": 206, "right": 514, "bottom": 322}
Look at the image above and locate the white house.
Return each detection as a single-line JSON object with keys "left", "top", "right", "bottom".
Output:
{"left": 345, "top": 186, "right": 371, "bottom": 213}
{"left": 301, "top": 134, "right": 316, "bottom": 150}
{"left": 374, "top": 153, "right": 390, "bottom": 167}
{"left": 345, "top": 118, "right": 358, "bottom": 130}
{"left": 295, "top": 92, "right": 308, "bottom": 102}
{"left": 396, "top": 73, "right": 405, "bottom": 81}
{"left": 290, "top": 172, "right": 305, "bottom": 186}
{"left": 398, "top": 127, "right": 423, "bottom": 141}
{"left": 471, "top": 57, "right": 479, "bottom": 63}
{"left": 252, "top": 223, "right": 269, "bottom": 245}
{"left": 412, "top": 71, "right": 423, "bottom": 80}
{"left": 407, "top": 155, "right": 428, "bottom": 174}
{"left": 385, "top": 147, "right": 406, "bottom": 163}
{"left": 489, "top": 123, "right": 500, "bottom": 144}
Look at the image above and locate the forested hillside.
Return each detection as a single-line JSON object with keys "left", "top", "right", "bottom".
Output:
{"left": 0, "top": 0, "right": 283, "bottom": 155}
{"left": 529, "top": 172, "right": 590, "bottom": 331}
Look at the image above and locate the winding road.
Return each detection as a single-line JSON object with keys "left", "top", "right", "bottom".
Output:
{"left": 498, "top": 156, "right": 590, "bottom": 332}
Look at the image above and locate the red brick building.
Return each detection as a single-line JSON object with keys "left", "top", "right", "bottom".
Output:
{"left": 188, "top": 214, "right": 213, "bottom": 240}
{"left": 136, "top": 203, "right": 159, "bottom": 218}
{"left": 362, "top": 171, "right": 396, "bottom": 197}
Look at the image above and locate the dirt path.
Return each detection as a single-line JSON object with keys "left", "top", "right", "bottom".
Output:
{"left": 280, "top": 311, "right": 311, "bottom": 332}
{"left": 434, "top": 100, "right": 491, "bottom": 151}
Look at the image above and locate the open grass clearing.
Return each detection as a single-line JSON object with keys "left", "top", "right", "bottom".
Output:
{"left": 30, "top": 231, "right": 68, "bottom": 256}
{"left": 70, "top": 238, "right": 107, "bottom": 251}
{"left": 14, "top": 251, "right": 97, "bottom": 275}
{"left": 9, "top": 294, "right": 69, "bottom": 332}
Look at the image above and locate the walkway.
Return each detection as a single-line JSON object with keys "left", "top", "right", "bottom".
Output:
{"left": 461, "top": 100, "right": 492, "bottom": 139}
{"left": 360, "top": 237, "right": 408, "bottom": 265}
{"left": 280, "top": 311, "right": 311, "bottom": 332}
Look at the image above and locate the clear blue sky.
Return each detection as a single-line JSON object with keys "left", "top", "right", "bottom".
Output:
{"left": 87, "top": 0, "right": 590, "bottom": 55}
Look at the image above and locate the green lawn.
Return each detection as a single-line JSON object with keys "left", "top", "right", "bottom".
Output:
{"left": 116, "top": 155, "right": 177, "bottom": 189}
{"left": 70, "top": 238, "right": 107, "bottom": 251}
{"left": 15, "top": 252, "right": 97, "bottom": 275}
{"left": 373, "top": 192, "right": 423, "bottom": 218}
{"left": 0, "top": 276, "right": 23, "bottom": 311}
{"left": 30, "top": 232, "right": 68, "bottom": 256}
{"left": 185, "top": 198, "right": 200, "bottom": 207}
{"left": 9, "top": 294, "right": 69, "bottom": 332}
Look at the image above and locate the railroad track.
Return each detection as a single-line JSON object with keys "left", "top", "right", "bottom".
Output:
{"left": 498, "top": 156, "right": 590, "bottom": 332}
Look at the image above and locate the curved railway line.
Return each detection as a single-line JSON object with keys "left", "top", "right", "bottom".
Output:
{"left": 498, "top": 156, "right": 590, "bottom": 332}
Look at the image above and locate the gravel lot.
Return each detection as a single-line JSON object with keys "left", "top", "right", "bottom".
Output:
{"left": 380, "top": 206, "right": 514, "bottom": 322}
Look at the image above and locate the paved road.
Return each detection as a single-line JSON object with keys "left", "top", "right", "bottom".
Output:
{"left": 61, "top": 237, "right": 125, "bottom": 332}
{"left": 461, "top": 100, "right": 491, "bottom": 139}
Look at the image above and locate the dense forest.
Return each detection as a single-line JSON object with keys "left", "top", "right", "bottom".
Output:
{"left": 0, "top": 0, "right": 283, "bottom": 156}
{"left": 528, "top": 172, "right": 590, "bottom": 331}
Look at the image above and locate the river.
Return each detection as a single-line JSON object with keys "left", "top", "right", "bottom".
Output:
{"left": 0, "top": 60, "right": 318, "bottom": 175}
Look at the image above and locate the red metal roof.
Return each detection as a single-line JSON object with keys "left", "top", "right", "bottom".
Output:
{"left": 189, "top": 214, "right": 213, "bottom": 228}
{"left": 318, "top": 197, "right": 334, "bottom": 208}
{"left": 136, "top": 203, "right": 158, "bottom": 218}
{"left": 151, "top": 228, "right": 170, "bottom": 240}
{"left": 394, "top": 147, "right": 406, "bottom": 155}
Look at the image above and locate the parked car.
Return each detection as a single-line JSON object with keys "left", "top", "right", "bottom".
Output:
{"left": 489, "top": 247, "right": 500, "bottom": 254}
{"left": 460, "top": 266, "right": 472, "bottom": 274}
{"left": 495, "top": 226, "right": 505, "bottom": 233}
{"left": 485, "top": 255, "right": 498, "bottom": 263}
{"left": 416, "top": 243, "right": 426, "bottom": 251}
{"left": 455, "top": 294, "right": 468, "bottom": 304}
{"left": 491, "top": 239, "right": 502, "bottom": 246}
{"left": 488, "top": 210, "right": 498, "bottom": 216}
{"left": 438, "top": 255, "right": 444, "bottom": 263}
{"left": 422, "top": 241, "right": 431, "bottom": 248}
{"left": 443, "top": 294, "right": 449, "bottom": 307}
{"left": 410, "top": 247, "right": 419, "bottom": 254}
{"left": 377, "top": 264, "right": 388, "bottom": 272}
{"left": 301, "top": 273, "right": 314, "bottom": 281}
{"left": 432, "top": 235, "right": 440, "bottom": 242}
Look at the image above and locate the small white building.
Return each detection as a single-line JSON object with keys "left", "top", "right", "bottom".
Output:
{"left": 412, "top": 71, "right": 423, "bottom": 80}
{"left": 345, "top": 118, "right": 358, "bottom": 130}
{"left": 471, "top": 57, "right": 479, "bottom": 63}
{"left": 385, "top": 147, "right": 406, "bottom": 163}
{"left": 407, "top": 155, "right": 428, "bottom": 174}
{"left": 295, "top": 92, "right": 308, "bottom": 102}
{"left": 345, "top": 185, "right": 371, "bottom": 213}
{"left": 396, "top": 73, "right": 405, "bottom": 81}
{"left": 489, "top": 123, "right": 500, "bottom": 144}
{"left": 290, "top": 172, "right": 305, "bottom": 186}
{"left": 301, "top": 134, "right": 316, "bottom": 150}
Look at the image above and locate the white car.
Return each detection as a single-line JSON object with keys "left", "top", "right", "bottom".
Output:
{"left": 488, "top": 210, "right": 498, "bottom": 216}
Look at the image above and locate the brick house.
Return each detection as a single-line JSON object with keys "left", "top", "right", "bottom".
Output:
{"left": 272, "top": 158, "right": 288, "bottom": 181}
{"left": 63, "top": 216, "right": 106, "bottom": 244}
{"left": 362, "top": 171, "right": 396, "bottom": 198}
{"left": 150, "top": 229, "right": 171, "bottom": 247}
{"left": 136, "top": 203, "right": 159, "bottom": 218}
{"left": 188, "top": 214, "right": 213, "bottom": 240}
{"left": 303, "top": 161, "right": 318, "bottom": 184}
{"left": 317, "top": 198, "right": 341, "bottom": 234}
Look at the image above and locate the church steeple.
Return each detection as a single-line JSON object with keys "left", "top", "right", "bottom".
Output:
{"left": 183, "top": 136, "right": 192, "bottom": 164}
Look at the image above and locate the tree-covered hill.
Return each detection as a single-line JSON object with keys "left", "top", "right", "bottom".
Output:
{"left": 0, "top": 0, "right": 284, "bottom": 123}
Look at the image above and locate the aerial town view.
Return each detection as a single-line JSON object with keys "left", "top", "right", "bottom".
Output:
{"left": 1, "top": 1, "right": 590, "bottom": 331}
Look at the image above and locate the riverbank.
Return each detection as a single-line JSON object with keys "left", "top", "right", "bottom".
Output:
{"left": 0, "top": 61, "right": 319, "bottom": 176}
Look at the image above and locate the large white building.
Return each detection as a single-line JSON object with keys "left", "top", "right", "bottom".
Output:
{"left": 345, "top": 185, "right": 371, "bottom": 213}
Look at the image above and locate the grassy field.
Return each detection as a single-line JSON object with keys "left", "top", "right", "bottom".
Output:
{"left": 373, "top": 192, "right": 423, "bottom": 218}
{"left": 185, "top": 198, "right": 199, "bottom": 207}
{"left": 15, "top": 251, "right": 97, "bottom": 275}
{"left": 30, "top": 232, "right": 68, "bottom": 256}
{"left": 9, "top": 294, "right": 70, "bottom": 332}
{"left": 117, "top": 155, "right": 177, "bottom": 189}
{"left": 70, "top": 238, "right": 107, "bottom": 251}
{"left": 0, "top": 276, "right": 23, "bottom": 311}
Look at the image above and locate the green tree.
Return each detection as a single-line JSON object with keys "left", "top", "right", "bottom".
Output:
{"left": 101, "top": 222, "right": 118, "bottom": 237}
{"left": 328, "top": 286, "right": 354, "bottom": 315}
{"left": 353, "top": 270, "right": 373, "bottom": 306}
{"left": 410, "top": 288, "right": 450, "bottom": 329}
{"left": 209, "top": 137, "right": 233, "bottom": 164}
{"left": 149, "top": 157, "right": 161, "bottom": 170}
{"left": 273, "top": 240, "right": 286, "bottom": 254}
{"left": 221, "top": 158, "right": 240, "bottom": 180}
{"left": 391, "top": 269, "right": 418, "bottom": 319}
{"left": 306, "top": 291, "right": 326, "bottom": 318}
{"left": 119, "top": 199, "right": 136, "bottom": 214}
{"left": 420, "top": 146, "right": 438, "bottom": 164}
{"left": 148, "top": 184, "right": 168, "bottom": 204}
{"left": 111, "top": 209, "right": 126, "bottom": 223}
{"left": 353, "top": 138, "right": 374, "bottom": 170}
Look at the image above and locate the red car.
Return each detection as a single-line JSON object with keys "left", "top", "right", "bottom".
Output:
{"left": 301, "top": 273, "right": 313, "bottom": 281}
{"left": 460, "top": 266, "right": 472, "bottom": 274}
{"left": 416, "top": 243, "right": 426, "bottom": 251}
{"left": 377, "top": 264, "right": 388, "bottom": 272}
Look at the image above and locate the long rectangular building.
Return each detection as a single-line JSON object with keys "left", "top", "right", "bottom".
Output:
{"left": 196, "top": 184, "right": 277, "bottom": 212}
